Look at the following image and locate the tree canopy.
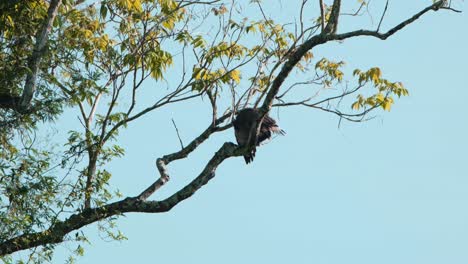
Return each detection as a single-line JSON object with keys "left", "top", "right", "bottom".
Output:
{"left": 0, "top": 0, "right": 461, "bottom": 262}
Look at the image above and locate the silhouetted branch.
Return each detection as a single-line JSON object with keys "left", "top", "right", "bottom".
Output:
{"left": 377, "top": 0, "right": 389, "bottom": 31}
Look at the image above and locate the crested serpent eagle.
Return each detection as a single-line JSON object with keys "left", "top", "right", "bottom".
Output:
{"left": 232, "top": 108, "right": 285, "bottom": 164}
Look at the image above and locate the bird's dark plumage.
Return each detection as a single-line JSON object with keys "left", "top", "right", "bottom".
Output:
{"left": 233, "top": 108, "right": 285, "bottom": 164}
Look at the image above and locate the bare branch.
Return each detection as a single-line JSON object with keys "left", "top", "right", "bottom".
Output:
{"left": 171, "top": 118, "right": 184, "bottom": 149}
{"left": 334, "top": 1, "right": 447, "bottom": 41}
{"left": 377, "top": 0, "right": 389, "bottom": 32}
{"left": 273, "top": 83, "right": 373, "bottom": 122}
{"left": 441, "top": 6, "right": 462, "bottom": 13}
{"left": 341, "top": 1, "right": 366, "bottom": 16}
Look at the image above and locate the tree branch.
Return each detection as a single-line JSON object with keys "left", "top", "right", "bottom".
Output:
{"left": 171, "top": 118, "right": 185, "bottom": 149}
{"left": 249, "top": 0, "right": 448, "bottom": 152}
{"left": 260, "top": 0, "right": 448, "bottom": 116}
{"left": 319, "top": 0, "right": 325, "bottom": 32}
{"left": 18, "top": 0, "right": 62, "bottom": 112}
{"left": 323, "top": 0, "right": 341, "bottom": 34}
{"left": 0, "top": 139, "right": 242, "bottom": 257}
{"left": 377, "top": 0, "right": 389, "bottom": 32}
{"left": 334, "top": 1, "right": 446, "bottom": 41}
{"left": 0, "top": 110, "right": 239, "bottom": 256}
{"left": 136, "top": 113, "right": 232, "bottom": 201}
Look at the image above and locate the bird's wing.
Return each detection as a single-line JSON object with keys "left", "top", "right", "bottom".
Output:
{"left": 234, "top": 127, "right": 247, "bottom": 146}
{"left": 261, "top": 115, "right": 285, "bottom": 135}
{"left": 262, "top": 115, "right": 276, "bottom": 128}
{"left": 234, "top": 123, "right": 257, "bottom": 164}
{"left": 257, "top": 128, "right": 272, "bottom": 146}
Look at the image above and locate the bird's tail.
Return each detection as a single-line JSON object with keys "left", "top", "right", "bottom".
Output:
{"left": 271, "top": 125, "right": 286, "bottom": 136}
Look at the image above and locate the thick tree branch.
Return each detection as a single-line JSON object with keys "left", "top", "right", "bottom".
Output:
{"left": 0, "top": 112, "right": 239, "bottom": 255}
{"left": 323, "top": 0, "right": 341, "bottom": 34}
{"left": 0, "top": 140, "right": 242, "bottom": 256}
{"left": 18, "top": 0, "right": 62, "bottom": 112}
{"left": 136, "top": 113, "right": 232, "bottom": 201}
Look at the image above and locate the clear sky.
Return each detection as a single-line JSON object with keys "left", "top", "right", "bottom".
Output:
{"left": 24, "top": 1, "right": 467, "bottom": 263}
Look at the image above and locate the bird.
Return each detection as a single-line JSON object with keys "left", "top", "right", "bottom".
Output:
{"left": 232, "top": 108, "right": 285, "bottom": 164}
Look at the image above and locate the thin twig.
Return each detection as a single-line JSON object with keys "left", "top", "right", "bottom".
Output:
{"left": 377, "top": 0, "right": 389, "bottom": 32}
{"left": 341, "top": 1, "right": 366, "bottom": 16}
{"left": 171, "top": 118, "right": 184, "bottom": 149}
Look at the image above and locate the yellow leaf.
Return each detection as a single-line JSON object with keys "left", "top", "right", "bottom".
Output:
{"left": 382, "top": 97, "right": 393, "bottom": 111}
{"left": 303, "top": 51, "right": 313, "bottom": 62}
{"left": 365, "top": 97, "right": 376, "bottom": 106}
{"left": 351, "top": 101, "right": 360, "bottom": 110}
{"left": 84, "top": 30, "right": 93, "bottom": 38}
{"left": 370, "top": 67, "right": 381, "bottom": 83}
{"left": 230, "top": 70, "right": 241, "bottom": 84}
{"left": 162, "top": 19, "right": 175, "bottom": 30}
{"left": 193, "top": 68, "right": 206, "bottom": 80}
{"left": 375, "top": 93, "right": 384, "bottom": 102}
{"left": 133, "top": 0, "right": 142, "bottom": 12}
{"left": 382, "top": 101, "right": 391, "bottom": 111}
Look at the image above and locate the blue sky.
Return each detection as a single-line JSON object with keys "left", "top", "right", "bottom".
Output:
{"left": 30, "top": 1, "right": 468, "bottom": 263}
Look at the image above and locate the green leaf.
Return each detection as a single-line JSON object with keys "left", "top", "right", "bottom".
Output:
{"left": 100, "top": 4, "right": 108, "bottom": 19}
